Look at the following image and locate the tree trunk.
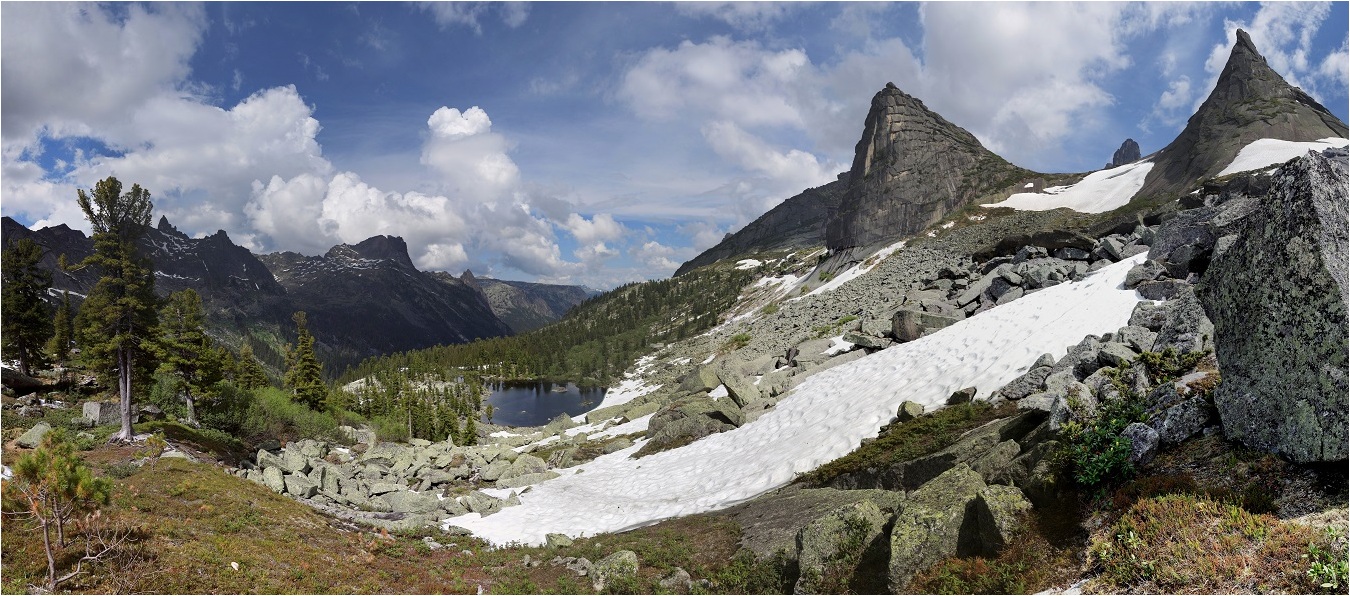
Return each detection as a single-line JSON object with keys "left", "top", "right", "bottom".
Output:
{"left": 115, "top": 348, "right": 133, "bottom": 442}
{"left": 40, "top": 513, "right": 57, "bottom": 591}
{"left": 183, "top": 389, "right": 199, "bottom": 428}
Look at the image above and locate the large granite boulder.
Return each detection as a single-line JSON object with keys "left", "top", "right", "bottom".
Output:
{"left": 887, "top": 464, "right": 986, "bottom": 592}
{"left": 16, "top": 422, "right": 52, "bottom": 449}
{"left": 795, "top": 498, "right": 890, "bottom": 594}
{"left": 1198, "top": 150, "right": 1348, "bottom": 463}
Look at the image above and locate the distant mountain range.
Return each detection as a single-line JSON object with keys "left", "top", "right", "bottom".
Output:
{"left": 0, "top": 215, "right": 590, "bottom": 374}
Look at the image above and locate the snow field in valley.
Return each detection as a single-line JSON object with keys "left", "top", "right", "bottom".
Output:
{"left": 444, "top": 254, "right": 1149, "bottom": 546}
{"left": 981, "top": 161, "right": 1153, "bottom": 213}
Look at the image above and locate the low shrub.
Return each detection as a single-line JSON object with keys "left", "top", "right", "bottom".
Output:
{"left": 240, "top": 387, "right": 338, "bottom": 444}
{"left": 372, "top": 414, "right": 410, "bottom": 443}
{"left": 1058, "top": 396, "right": 1146, "bottom": 489}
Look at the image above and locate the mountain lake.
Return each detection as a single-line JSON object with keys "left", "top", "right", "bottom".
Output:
{"left": 484, "top": 381, "right": 606, "bottom": 427}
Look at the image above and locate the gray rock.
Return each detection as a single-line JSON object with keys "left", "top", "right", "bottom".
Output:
{"left": 16, "top": 422, "right": 52, "bottom": 448}
{"left": 496, "top": 471, "right": 561, "bottom": 489}
{"left": 1125, "top": 259, "right": 1167, "bottom": 288}
{"left": 1115, "top": 325, "right": 1158, "bottom": 353}
{"left": 1109, "top": 138, "right": 1141, "bottom": 168}
{"left": 1052, "top": 336, "right": 1104, "bottom": 379}
{"left": 658, "top": 567, "right": 693, "bottom": 591}
{"left": 383, "top": 490, "right": 441, "bottom": 514}
{"left": 892, "top": 308, "right": 962, "bottom": 343}
{"left": 972, "top": 484, "right": 1033, "bottom": 555}
{"left": 1136, "top": 279, "right": 1190, "bottom": 300}
{"left": 1151, "top": 397, "right": 1213, "bottom": 445}
{"left": 601, "top": 438, "right": 634, "bottom": 454}
{"left": 795, "top": 499, "right": 888, "bottom": 594}
{"left": 1097, "top": 342, "right": 1140, "bottom": 368}
{"left": 545, "top": 533, "right": 574, "bottom": 548}
{"left": 1128, "top": 301, "right": 1170, "bottom": 331}
{"left": 716, "top": 362, "right": 761, "bottom": 407}
{"left": 842, "top": 332, "right": 892, "bottom": 351}
{"left": 1198, "top": 151, "right": 1348, "bottom": 463}
{"left": 887, "top": 464, "right": 986, "bottom": 592}
{"left": 276, "top": 448, "right": 311, "bottom": 475}
{"left": 947, "top": 386, "right": 977, "bottom": 405}
{"left": 679, "top": 365, "right": 722, "bottom": 393}
{"left": 542, "top": 413, "right": 577, "bottom": 436}
{"left": 283, "top": 474, "right": 318, "bottom": 498}
{"left": 1018, "top": 393, "right": 1068, "bottom": 431}
{"left": 81, "top": 401, "right": 121, "bottom": 426}
{"left": 479, "top": 460, "right": 511, "bottom": 482}
{"left": 1153, "top": 287, "right": 1214, "bottom": 353}
{"left": 896, "top": 401, "right": 924, "bottom": 422}
{"left": 1053, "top": 247, "right": 1091, "bottom": 261}
{"left": 262, "top": 466, "right": 286, "bottom": 493}
{"left": 791, "top": 338, "right": 838, "bottom": 368}
{"left": 462, "top": 491, "right": 505, "bottom": 516}
{"left": 500, "top": 453, "right": 548, "bottom": 481}
{"left": 591, "top": 550, "right": 638, "bottom": 592}
{"left": 996, "top": 365, "right": 1052, "bottom": 401}
{"left": 1120, "top": 423, "right": 1159, "bottom": 466}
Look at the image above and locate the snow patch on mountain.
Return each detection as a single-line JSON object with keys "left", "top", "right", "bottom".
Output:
{"left": 1216, "top": 137, "right": 1349, "bottom": 176}
{"left": 982, "top": 161, "right": 1153, "bottom": 213}
{"left": 444, "top": 254, "right": 1148, "bottom": 546}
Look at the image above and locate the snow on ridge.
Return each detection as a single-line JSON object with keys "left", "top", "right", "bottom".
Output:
{"left": 444, "top": 254, "right": 1149, "bottom": 546}
{"left": 799, "top": 239, "right": 907, "bottom": 299}
{"left": 735, "top": 259, "right": 762, "bottom": 270}
{"left": 982, "top": 161, "right": 1153, "bottom": 214}
{"left": 1216, "top": 137, "right": 1349, "bottom": 177}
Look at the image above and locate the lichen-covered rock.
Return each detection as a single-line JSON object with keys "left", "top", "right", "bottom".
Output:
{"left": 1150, "top": 397, "right": 1214, "bottom": 445}
{"left": 896, "top": 400, "right": 924, "bottom": 422}
{"left": 892, "top": 308, "right": 962, "bottom": 343}
{"left": 795, "top": 499, "right": 889, "bottom": 594}
{"left": 1198, "top": 151, "right": 1348, "bottom": 463}
{"left": 383, "top": 490, "right": 441, "bottom": 514}
{"left": 1121, "top": 422, "right": 1160, "bottom": 466}
{"left": 973, "top": 484, "right": 1033, "bottom": 555}
{"left": 15, "top": 422, "right": 52, "bottom": 449}
{"left": 545, "top": 533, "right": 573, "bottom": 548}
{"left": 1154, "top": 287, "right": 1215, "bottom": 353}
{"left": 591, "top": 550, "right": 638, "bottom": 592}
{"left": 887, "top": 464, "right": 986, "bottom": 592}
{"left": 262, "top": 466, "right": 286, "bottom": 494}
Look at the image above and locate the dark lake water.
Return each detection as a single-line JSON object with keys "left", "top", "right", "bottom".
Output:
{"left": 484, "top": 381, "right": 606, "bottom": 427}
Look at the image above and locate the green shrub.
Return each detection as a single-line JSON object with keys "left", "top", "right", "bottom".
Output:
{"left": 1059, "top": 397, "right": 1146, "bottom": 488}
{"left": 760, "top": 303, "right": 779, "bottom": 315}
{"left": 1306, "top": 527, "right": 1349, "bottom": 593}
{"left": 240, "top": 387, "right": 338, "bottom": 443}
{"left": 723, "top": 333, "right": 752, "bottom": 352}
{"left": 198, "top": 381, "right": 255, "bottom": 435}
{"left": 372, "top": 414, "right": 410, "bottom": 443}
{"left": 1137, "top": 348, "right": 1207, "bottom": 384}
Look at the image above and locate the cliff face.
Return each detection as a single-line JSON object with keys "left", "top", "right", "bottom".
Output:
{"left": 825, "top": 83, "right": 1031, "bottom": 251}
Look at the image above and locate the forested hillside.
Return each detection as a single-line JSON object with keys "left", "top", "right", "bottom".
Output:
{"left": 339, "top": 266, "right": 756, "bottom": 387}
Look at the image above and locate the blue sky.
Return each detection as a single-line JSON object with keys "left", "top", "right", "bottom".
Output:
{"left": 3, "top": 2, "right": 1347, "bottom": 288}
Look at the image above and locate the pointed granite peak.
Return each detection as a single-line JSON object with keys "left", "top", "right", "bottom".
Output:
{"left": 459, "top": 269, "right": 482, "bottom": 291}
{"left": 826, "top": 82, "right": 1030, "bottom": 250}
{"left": 1135, "top": 27, "right": 1348, "bottom": 198}
{"left": 156, "top": 215, "right": 187, "bottom": 239}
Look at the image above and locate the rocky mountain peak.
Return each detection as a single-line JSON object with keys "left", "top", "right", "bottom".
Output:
{"left": 349, "top": 235, "right": 416, "bottom": 269}
{"left": 1135, "top": 28, "right": 1348, "bottom": 198}
{"left": 1108, "top": 139, "right": 1141, "bottom": 168}
{"left": 156, "top": 215, "right": 187, "bottom": 239}
{"left": 826, "top": 83, "right": 1032, "bottom": 251}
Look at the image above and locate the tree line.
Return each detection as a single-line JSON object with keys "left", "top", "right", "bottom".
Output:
{"left": 2, "top": 176, "right": 484, "bottom": 446}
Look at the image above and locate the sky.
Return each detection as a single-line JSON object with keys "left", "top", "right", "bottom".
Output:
{"left": 2, "top": 2, "right": 1347, "bottom": 289}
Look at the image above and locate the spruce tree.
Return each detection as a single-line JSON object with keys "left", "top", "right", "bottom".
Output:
{"left": 235, "top": 343, "right": 269, "bottom": 390}
{"left": 74, "top": 177, "right": 158, "bottom": 442}
{"left": 46, "top": 291, "right": 75, "bottom": 363}
{"left": 154, "top": 289, "right": 222, "bottom": 427}
{"left": 283, "top": 311, "right": 325, "bottom": 409}
{"left": 1, "top": 238, "right": 54, "bottom": 375}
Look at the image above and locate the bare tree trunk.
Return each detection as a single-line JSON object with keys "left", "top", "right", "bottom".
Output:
{"left": 116, "top": 348, "right": 133, "bottom": 442}
{"left": 183, "top": 389, "right": 199, "bottom": 428}
{"left": 40, "top": 512, "right": 57, "bottom": 591}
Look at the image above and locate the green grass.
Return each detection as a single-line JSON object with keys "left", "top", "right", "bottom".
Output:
{"left": 798, "top": 401, "right": 1016, "bottom": 487}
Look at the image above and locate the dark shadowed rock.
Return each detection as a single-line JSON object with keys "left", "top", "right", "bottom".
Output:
{"left": 1107, "top": 138, "right": 1142, "bottom": 168}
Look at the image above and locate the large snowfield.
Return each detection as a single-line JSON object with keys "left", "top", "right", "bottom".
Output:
{"left": 1216, "top": 137, "right": 1350, "bottom": 176}
{"left": 445, "top": 254, "right": 1149, "bottom": 546}
{"left": 981, "top": 161, "right": 1153, "bottom": 213}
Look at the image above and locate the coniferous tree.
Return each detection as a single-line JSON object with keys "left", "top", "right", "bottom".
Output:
{"left": 235, "top": 343, "right": 269, "bottom": 390}
{"left": 284, "top": 311, "right": 325, "bottom": 409}
{"left": 1, "top": 238, "right": 54, "bottom": 375}
{"left": 155, "top": 289, "right": 222, "bottom": 428}
{"left": 46, "top": 291, "right": 75, "bottom": 364}
{"left": 73, "top": 177, "right": 158, "bottom": 442}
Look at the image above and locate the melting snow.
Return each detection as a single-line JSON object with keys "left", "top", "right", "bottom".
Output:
{"left": 735, "top": 259, "right": 763, "bottom": 270}
{"left": 708, "top": 385, "right": 729, "bottom": 399}
{"left": 823, "top": 335, "right": 855, "bottom": 356}
{"left": 1216, "top": 137, "right": 1349, "bottom": 177}
{"left": 800, "top": 239, "right": 907, "bottom": 299}
{"left": 590, "top": 414, "right": 654, "bottom": 440}
{"left": 444, "top": 254, "right": 1148, "bottom": 546}
{"left": 982, "top": 161, "right": 1153, "bottom": 213}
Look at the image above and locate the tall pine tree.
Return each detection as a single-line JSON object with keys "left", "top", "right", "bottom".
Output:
{"left": 284, "top": 311, "right": 325, "bottom": 409}
{"left": 74, "top": 177, "right": 158, "bottom": 442}
{"left": 234, "top": 343, "right": 269, "bottom": 390}
{"left": 46, "top": 291, "right": 75, "bottom": 364}
{"left": 154, "top": 289, "right": 222, "bottom": 428}
{"left": 1, "top": 238, "right": 54, "bottom": 375}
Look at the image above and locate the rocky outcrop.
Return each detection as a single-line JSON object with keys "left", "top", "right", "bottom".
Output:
{"left": 473, "top": 276, "right": 593, "bottom": 333}
{"left": 1107, "top": 138, "right": 1142, "bottom": 168}
{"left": 676, "top": 177, "right": 848, "bottom": 275}
{"left": 827, "top": 83, "right": 1032, "bottom": 251}
{"left": 1136, "top": 29, "right": 1348, "bottom": 200}
{"left": 1198, "top": 150, "right": 1348, "bottom": 462}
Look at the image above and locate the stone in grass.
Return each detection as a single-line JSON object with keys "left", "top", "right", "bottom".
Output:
{"left": 16, "top": 422, "right": 52, "bottom": 449}
{"left": 591, "top": 550, "right": 639, "bottom": 592}
{"left": 545, "top": 533, "right": 574, "bottom": 548}
{"left": 946, "top": 387, "right": 977, "bottom": 405}
{"left": 896, "top": 401, "right": 924, "bottom": 422}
